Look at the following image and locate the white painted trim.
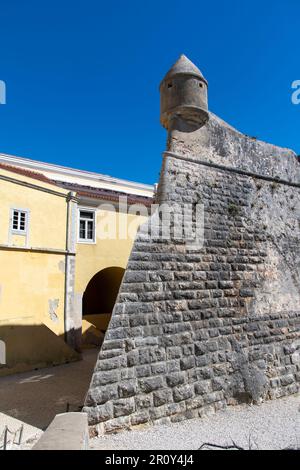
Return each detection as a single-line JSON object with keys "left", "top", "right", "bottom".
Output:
{"left": 77, "top": 207, "right": 96, "bottom": 244}
{"left": 10, "top": 207, "right": 29, "bottom": 233}
{"left": 9, "top": 207, "right": 30, "bottom": 247}
{"left": 0, "top": 153, "right": 154, "bottom": 195}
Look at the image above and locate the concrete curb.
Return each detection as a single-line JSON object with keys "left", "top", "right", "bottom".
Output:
{"left": 33, "top": 412, "right": 89, "bottom": 450}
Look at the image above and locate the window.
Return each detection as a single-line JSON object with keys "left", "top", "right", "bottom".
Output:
{"left": 12, "top": 209, "right": 28, "bottom": 233}
{"left": 78, "top": 210, "right": 95, "bottom": 242}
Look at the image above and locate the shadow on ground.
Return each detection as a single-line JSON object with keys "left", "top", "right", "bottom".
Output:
{"left": 0, "top": 348, "right": 98, "bottom": 430}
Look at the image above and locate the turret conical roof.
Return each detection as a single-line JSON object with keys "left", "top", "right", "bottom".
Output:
{"left": 161, "top": 54, "right": 207, "bottom": 84}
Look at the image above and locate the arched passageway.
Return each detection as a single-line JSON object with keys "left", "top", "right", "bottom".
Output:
{"left": 83, "top": 267, "right": 125, "bottom": 316}
{"left": 82, "top": 267, "right": 125, "bottom": 347}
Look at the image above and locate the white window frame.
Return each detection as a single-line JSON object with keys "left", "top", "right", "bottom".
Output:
{"left": 77, "top": 208, "right": 96, "bottom": 244}
{"left": 10, "top": 208, "right": 30, "bottom": 235}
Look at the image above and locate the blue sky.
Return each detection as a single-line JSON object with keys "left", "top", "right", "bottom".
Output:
{"left": 0, "top": 0, "right": 299, "bottom": 184}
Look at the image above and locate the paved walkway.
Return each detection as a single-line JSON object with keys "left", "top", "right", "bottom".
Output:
{"left": 0, "top": 349, "right": 98, "bottom": 448}
{"left": 91, "top": 394, "right": 300, "bottom": 451}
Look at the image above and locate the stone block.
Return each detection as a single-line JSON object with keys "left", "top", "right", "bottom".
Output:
{"left": 118, "top": 380, "right": 137, "bottom": 398}
{"left": 166, "top": 372, "right": 185, "bottom": 387}
{"left": 153, "top": 389, "right": 173, "bottom": 407}
{"left": 139, "top": 376, "right": 164, "bottom": 393}
{"left": 173, "top": 385, "right": 194, "bottom": 402}
{"left": 113, "top": 398, "right": 135, "bottom": 418}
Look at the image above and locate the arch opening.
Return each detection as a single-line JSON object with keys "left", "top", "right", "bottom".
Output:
{"left": 82, "top": 267, "right": 125, "bottom": 348}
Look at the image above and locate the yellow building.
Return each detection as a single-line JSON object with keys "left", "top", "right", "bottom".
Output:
{"left": 0, "top": 153, "right": 153, "bottom": 376}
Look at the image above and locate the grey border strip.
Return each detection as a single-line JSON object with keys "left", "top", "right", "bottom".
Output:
{"left": 0, "top": 174, "right": 69, "bottom": 198}
{"left": 0, "top": 244, "right": 75, "bottom": 255}
{"left": 164, "top": 151, "right": 300, "bottom": 188}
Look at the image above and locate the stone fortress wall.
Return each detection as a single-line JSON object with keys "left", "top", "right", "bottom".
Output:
{"left": 83, "top": 56, "right": 300, "bottom": 434}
